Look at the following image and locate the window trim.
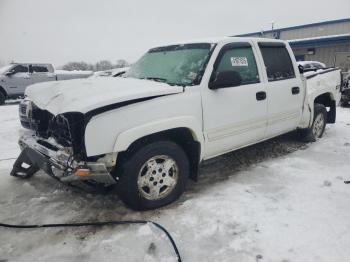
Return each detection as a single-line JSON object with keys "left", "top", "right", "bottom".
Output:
{"left": 258, "top": 42, "right": 296, "bottom": 82}
{"left": 31, "top": 65, "right": 49, "bottom": 73}
{"left": 13, "top": 64, "right": 29, "bottom": 74}
{"left": 210, "top": 42, "right": 261, "bottom": 87}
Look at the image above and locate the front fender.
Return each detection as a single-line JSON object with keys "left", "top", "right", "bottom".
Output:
{"left": 84, "top": 88, "right": 203, "bottom": 157}
{"left": 113, "top": 116, "right": 203, "bottom": 152}
{"left": 0, "top": 82, "right": 10, "bottom": 96}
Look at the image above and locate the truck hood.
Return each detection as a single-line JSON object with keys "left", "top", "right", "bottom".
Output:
{"left": 25, "top": 77, "right": 184, "bottom": 115}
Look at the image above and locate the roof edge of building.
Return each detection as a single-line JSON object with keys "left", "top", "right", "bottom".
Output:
{"left": 288, "top": 34, "right": 350, "bottom": 48}
{"left": 235, "top": 18, "right": 350, "bottom": 37}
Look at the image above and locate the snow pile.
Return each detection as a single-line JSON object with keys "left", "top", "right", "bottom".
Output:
{"left": 55, "top": 70, "right": 93, "bottom": 75}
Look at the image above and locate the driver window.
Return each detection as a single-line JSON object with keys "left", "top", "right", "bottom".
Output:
{"left": 216, "top": 45, "right": 260, "bottom": 86}
{"left": 12, "top": 65, "right": 29, "bottom": 74}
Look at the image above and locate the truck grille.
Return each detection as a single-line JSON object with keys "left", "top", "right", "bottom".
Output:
{"left": 30, "top": 104, "right": 73, "bottom": 147}
{"left": 19, "top": 102, "right": 27, "bottom": 115}
{"left": 49, "top": 115, "right": 73, "bottom": 147}
{"left": 29, "top": 104, "right": 85, "bottom": 158}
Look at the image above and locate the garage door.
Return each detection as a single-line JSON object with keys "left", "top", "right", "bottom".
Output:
{"left": 335, "top": 52, "right": 350, "bottom": 71}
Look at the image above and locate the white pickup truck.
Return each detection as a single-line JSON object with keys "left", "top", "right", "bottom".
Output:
{"left": 0, "top": 63, "right": 92, "bottom": 105}
{"left": 11, "top": 37, "right": 341, "bottom": 210}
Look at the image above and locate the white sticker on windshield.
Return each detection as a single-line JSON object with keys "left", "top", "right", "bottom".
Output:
{"left": 231, "top": 57, "right": 248, "bottom": 67}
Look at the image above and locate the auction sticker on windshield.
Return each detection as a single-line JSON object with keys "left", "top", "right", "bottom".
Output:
{"left": 231, "top": 57, "right": 248, "bottom": 67}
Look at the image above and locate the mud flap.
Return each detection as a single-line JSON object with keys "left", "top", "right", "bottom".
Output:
{"left": 10, "top": 147, "right": 43, "bottom": 179}
{"left": 327, "top": 101, "right": 336, "bottom": 124}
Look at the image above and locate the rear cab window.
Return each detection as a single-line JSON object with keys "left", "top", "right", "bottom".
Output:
{"left": 31, "top": 65, "right": 49, "bottom": 73}
{"left": 258, "top": 42, "right": 295, "bottom": 82}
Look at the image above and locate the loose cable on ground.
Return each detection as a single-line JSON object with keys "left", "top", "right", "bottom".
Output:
{"left": 0, "top": 220, "right": 182, "bottom": 261}
{"left": 0, "top": 156, "right": 181, "bottom": 259}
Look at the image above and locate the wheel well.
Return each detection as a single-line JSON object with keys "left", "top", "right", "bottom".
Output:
{"left": 314, "top": 93, "right": 336, "bottom": 123}
{"left": 314, "top": 93, "right": 332, "bottom": 107}
{"left": 119, "top": 128, "right": 201, "bottom": 181}
{"left": 0, "top": 86, "right": 7, "bottom": 98}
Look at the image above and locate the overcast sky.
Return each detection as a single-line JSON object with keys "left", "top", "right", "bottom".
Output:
{"left": 0, "top": 0, "right": 349, "bottom": 68}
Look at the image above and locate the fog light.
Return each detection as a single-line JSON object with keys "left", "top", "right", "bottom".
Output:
{"left": 74, "top": 168, "right": 91, "bottom": 177}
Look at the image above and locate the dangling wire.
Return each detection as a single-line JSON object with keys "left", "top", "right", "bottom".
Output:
{"left": 0, "top": 220, "right": 182, "bottom": 261}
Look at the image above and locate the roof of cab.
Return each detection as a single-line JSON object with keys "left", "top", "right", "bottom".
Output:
{"left": 10, "top": 62, "right": 52, "bottom": 65}
{"left": 153, "top": 36, "right": 287, "bottom": 48}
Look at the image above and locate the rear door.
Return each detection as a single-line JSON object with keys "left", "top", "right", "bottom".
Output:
{"left": 202, "top": 41, "right": 268, "bottom": 158}
{"left": 257, "top": 42, "right": 304, "bottom": 137}
{"left": 29, "top": 64, "right": 56, "bottom": 86}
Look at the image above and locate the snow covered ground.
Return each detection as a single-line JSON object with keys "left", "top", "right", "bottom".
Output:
{"left": 1, "top": 103, "right": 350, "bottom": 262}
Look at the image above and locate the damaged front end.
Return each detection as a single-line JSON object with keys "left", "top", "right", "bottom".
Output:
{"left": 11, "top": 102, "right": 116, "bottom": 186}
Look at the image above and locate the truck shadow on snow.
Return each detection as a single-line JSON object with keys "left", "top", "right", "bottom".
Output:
{"left": 194, "top": 131, "right": 307, "bottom": 188}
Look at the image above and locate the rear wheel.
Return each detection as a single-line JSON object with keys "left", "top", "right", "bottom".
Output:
{"left": 300, "top": 103, "right": 327, "bottom": 142}
{"left": 341, "top": 101, "right": 349, "bottom": 107}
{"left": 114, "top": 140, "right": 189, "bottom": 210}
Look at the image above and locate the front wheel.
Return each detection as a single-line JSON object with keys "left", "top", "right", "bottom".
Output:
{"left": 300, "top": 103, "right": 327, "bottom": 142}
{"left": 114, "top": 140, "right": 189, "bottom": 210}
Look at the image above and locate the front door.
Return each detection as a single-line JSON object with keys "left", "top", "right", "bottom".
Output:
{"left": 202, "top": 42, "right": 268, "bottom": 158}
{"left": 5, "top": 64, "right": 31, "bottom": 95}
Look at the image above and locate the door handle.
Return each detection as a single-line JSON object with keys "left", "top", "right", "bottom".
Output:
{"left": 292, "top": 86, "right": 300, "bottom": 95}
{"left": 256, "top": 91, "right": 266, "bottom": 101}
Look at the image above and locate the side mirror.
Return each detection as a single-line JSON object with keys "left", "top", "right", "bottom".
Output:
{"left": 298, "top": 65, "right": 304, "bottom": 74}
{"left": 209, "top": 71, "right": 242, "bottom": 90}
{"left": 5, "top": 69, "right": 15, "bottom": 76}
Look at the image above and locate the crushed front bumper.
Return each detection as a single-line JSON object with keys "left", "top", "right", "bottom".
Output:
{"left": 11, "top": 134, "right": 117, "bottom": 186}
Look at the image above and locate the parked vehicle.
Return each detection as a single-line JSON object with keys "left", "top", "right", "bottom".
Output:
{"left": 18, "top": 67, "right": 129, "bottom": 129}
{"left": 297, "top": 61, "right": 326, "bottom": 72}
{"left": 11, "top": 38, "right": 341, "bottom": 210}
{"left": 341, "top": 74, "right": 350, "bottom": 106}
{"left": 55, "top": 69, "right": 93, "bottom": 80}
{"left": 90, "top": 67, "right": 130, "bottom": 78}
{"left": 0, "top": 63, "right": 92, "bottom": 105}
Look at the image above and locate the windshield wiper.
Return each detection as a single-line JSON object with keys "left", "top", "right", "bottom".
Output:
{"left": 143, "top": 77, "right": 169, "bottom": 83}
{"left": 140, "top": 77, "right": 187, "bottom": 87}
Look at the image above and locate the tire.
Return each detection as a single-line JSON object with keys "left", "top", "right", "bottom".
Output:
{"left": 341, "top": 101, "right": 348, "bottom": 107}
{"left": 0, "top": 91, "right": 5, "bottom": 105}
{"left": 300, "top": 103, "right": 327, "bottom": 142}
{"left": 114, "top": 140, "right": 189, "bottom": 210}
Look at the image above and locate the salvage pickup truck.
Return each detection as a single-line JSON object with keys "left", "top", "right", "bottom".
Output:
{"left": 11, "top": 37, "right": 341, "bottom": 210}
{"left": 0, "top": 63, "right": 92, "bottom": 105}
